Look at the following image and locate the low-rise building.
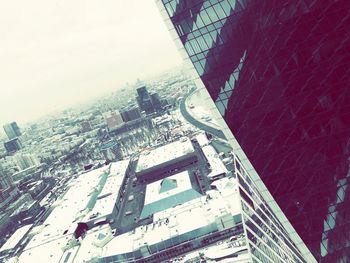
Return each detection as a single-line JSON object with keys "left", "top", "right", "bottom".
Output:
{"left": 17, "top": 160, "right": 130, "bottom": 263}
{"left": 135, "top": 137, "right": 197, "bottom": 182}
{"left": 202, "top": 145, "right": 228, "bottom": 181}
{"left": 82, "top": 160, "right": 130, "bottom": 228}
{"left": 10, "top": 201, "right": 41, "bottom": 224}
{"left": 4, "top": 138, "right": 22, "bottom": 154}
{"left": 0, "top": 224, "right": 32, "bottom": 257}
{"left": 93, "top": 177, "right": 244, "bottom": 263}
{"left": 120, "top": 107, "right": 141, "bottom": 122}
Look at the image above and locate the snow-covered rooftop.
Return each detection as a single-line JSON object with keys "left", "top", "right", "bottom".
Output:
{"left": 0, "top": 224, "right": 33, "bottom": 253}
{"left": 135, "top": 137, "right": 195, "bottom": 173}
{"left": 17, "top": 161, "right": 129, "bottom": 263}
{"left": 202, "top": 145, "right": 228, "bottom": 178}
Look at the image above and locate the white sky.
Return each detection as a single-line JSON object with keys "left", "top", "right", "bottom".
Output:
{"left": 0, "top": 0, "right": 182, "bottom": 125}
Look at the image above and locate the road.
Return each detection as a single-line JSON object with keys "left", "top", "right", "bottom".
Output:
{"left": 179, "top": 92, "right": 226, "bottom": 140}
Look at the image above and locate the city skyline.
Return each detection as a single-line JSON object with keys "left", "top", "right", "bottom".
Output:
{"left": 0, "top": 0, "right": 182, "bottom": 124}
{"left": 1, "top": 0, "right": 342, "bottom": 262}
{"left": 0, "top": 76, "right": 312, "bottom": 262}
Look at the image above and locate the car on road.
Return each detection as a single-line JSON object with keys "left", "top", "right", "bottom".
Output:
{"left": 125, "top": 211, "right": 133, "bottom": 216}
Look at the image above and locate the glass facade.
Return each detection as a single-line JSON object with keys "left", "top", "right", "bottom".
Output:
{"left": 235, "top": 154, "right": 306, "bottom": 263}
{"left": 3, "top": 122, "right": 21, "bottom": 140}
{"left": 136, "top": 86, "right": 155, "bottom": 114}
{"left": 158, "top": 0, "right": 350, "bottom": 262}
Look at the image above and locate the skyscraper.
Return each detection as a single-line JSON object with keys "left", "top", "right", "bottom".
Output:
{"left": 3, "top": 122, "right": 21, "bottom": 140}
{"left": 4, "top": 138, "right": 22, "bottom": 154}
{"left": 150, "top": 93, "right": 163, "bottom": 112}
{"left": 120, "top": 107, "right": 142, "bottom": 122}
{"left": 103, "top": 111, "right": 124, "bottom": 132}
{"left": 157, "top": 0, "right": 350, "bottom": 262}
{"left": 136, "top": 86, "right": 155, "bottom": 114}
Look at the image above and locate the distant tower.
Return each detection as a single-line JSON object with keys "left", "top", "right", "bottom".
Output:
{"left": 136, "top": 86, "right": 155, "bottom": 114}
{"left": 3, "top": 122, "right": 21, "bottom": 140}
{"left": 150, "top": 93, "right": 162, "bottom": 112}
{"left": 4, "top": 138, "right": 22, "bottom": 154}
{"left": 103, "top": 111, "right": 124, "bottom": 132}
{"left": 120, "top": 107, "right": 142, "bottom": 122}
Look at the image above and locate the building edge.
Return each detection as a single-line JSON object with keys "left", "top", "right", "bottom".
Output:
{"left": 154, "top": 1, "right": 316, "bottom": 262}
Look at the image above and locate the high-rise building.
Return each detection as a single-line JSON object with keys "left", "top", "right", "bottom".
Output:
{"left": 3, "top": 122, "right": 21, "bottom": 140}
{"left": 136, "top": 86, "right": 155, "bottom": 114}
{"left": 120, "top": 107, "right": 142, "bottom": 122}
{"left": 158, "top": 0, "right": 350, "bottom": 261}
{"left": 103, "top": 111, "right": 124, "bottom": 132}
{"left": 150, "top": 93, "right": 163, "bottom": 112}
{"left": 4, "top": 138, "right": 22, "bottom": 154}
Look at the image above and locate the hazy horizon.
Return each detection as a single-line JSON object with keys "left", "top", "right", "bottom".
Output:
{"left": 0, "top": 0, "right": 182, "bottom": 126}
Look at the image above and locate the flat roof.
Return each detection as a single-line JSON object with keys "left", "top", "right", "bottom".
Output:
{"left": 101, "top": 177, "right": 241, "bottom": 258}
{"left": 3, "top": 257, "right": 19, "bottom": 263}
{"left": 0, "top": 224, "right": 33, "bottom": 252}
{"left": 17, "top": 172, "right": 241, "bottom": 262}
{"left": 17, "top": 163, "right": 124, "bottom": 263}
{"left": 202, "top": 145, "right": 228, "bottom": 178}
{"left": 73, "top": 225, "right": 113, "bottom": 263}
{"left": 135, "top": 138, "right": 195, "bottom": 173}
{"left": 18, "top": 236, "right": 68, "bottom": 263}
{"left": 26, "top": 168, "right": 105, "bottom": 248}
{"left": 86, "top": 160, "right": 129, "bottom": 222}
{"left": 153, "top": 115, "right": 172, "bottom": 125}
{"left": 195, "top": 132, "right": 209, "bottom": 147}
{"left": 45, "top": 177, "right": 241, "bottom": 263}
{"left": 103, "top": 203, "right": 214, "bottom": 257}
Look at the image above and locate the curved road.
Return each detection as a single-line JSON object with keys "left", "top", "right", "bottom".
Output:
{"left": 180, "top": 91, "right": 226, "bottom": 140}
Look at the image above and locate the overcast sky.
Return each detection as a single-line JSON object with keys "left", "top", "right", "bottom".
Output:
{"left": 0, "top": 0, "right": 182, "bottom": 125}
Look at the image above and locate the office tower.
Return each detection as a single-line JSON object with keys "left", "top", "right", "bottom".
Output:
{"left": 158, "top": 0, "right": 350, "bottom": 261}
{"left": 103, "top": 111, "right": 124, "bottom": 132}
{"left": 150, "top": 93, "right": 163, "bottom": 112}
{"left": 4, "top": 138, "right": 22, "bottom": 154}
{"left": 120, "top": 107, "right": 142, "bottom": 122}
{"left": 136, "top": 86, "right": 155, "bottom": 114}
{"left": 3, "top": 122, "right": 21, "bottom": 140}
